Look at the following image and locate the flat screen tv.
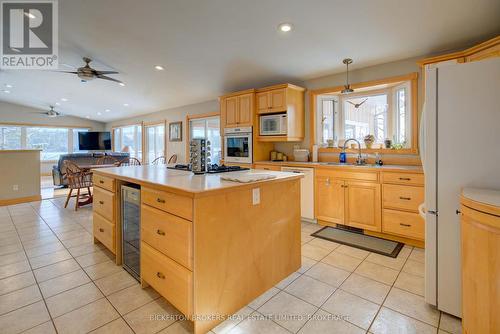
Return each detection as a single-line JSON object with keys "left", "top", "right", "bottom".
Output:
{"left": 78, "top": 131, "right": 111, "bottom": 150}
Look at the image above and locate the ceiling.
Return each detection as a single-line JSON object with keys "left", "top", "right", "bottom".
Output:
{"left": 0, "top": 0, "right": 499, "bottom": 122}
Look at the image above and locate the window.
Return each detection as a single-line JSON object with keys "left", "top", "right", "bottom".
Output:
{"left": 395, "top": 85, "right": 409, "bottom": 145}
{"left": 188, "top": 116, "right": 221, "bottom": 165}
{"left": 112, "top": 124, "right": 142, "bottom": 160}
{"left": 145, "top": 124, "right": 165, "bottom": 163}
{"left": 0, "top": 126, "right": 22, "bottom": 150}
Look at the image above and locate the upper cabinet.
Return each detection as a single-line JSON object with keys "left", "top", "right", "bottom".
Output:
{"left": 256, "top": 88, "right": 287, "bottom": 114}
{"left": 220, "top": 89, "right": 255, "bottom": 128}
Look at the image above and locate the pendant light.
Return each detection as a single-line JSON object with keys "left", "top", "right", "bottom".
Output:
{"left": 341, "top": 58, "right": 354, "bottom": 94}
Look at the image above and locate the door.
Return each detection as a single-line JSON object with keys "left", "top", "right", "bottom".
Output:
{"left": 144, "top": 124, "right": 165, "bottom": 164}
{"left": 224, "top": 96, "right": 238, "bottom": 127}
{"left": 315, "top": 176, "right": 344, "bottom": 224}
{"left": 256, "top": 92, "right": 269, "bottom": 113}
{"left": 237, "top": 93, "right": 253, "bottom": 126}
{"left": 269, "top": 88, "right": 286, "bottom": 112}
{"left": 345, "top": 181, "right": 381, "bottom": 232}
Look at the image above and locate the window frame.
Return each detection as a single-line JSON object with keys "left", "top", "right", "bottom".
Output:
{"left": 185, "top": 112, "right": 221, "bottom": 164}
{"left": 111, "top": 123, "right": 143, "bottom": 161}
{"left": 143, "top": 121, "right": 167, "bottom": 164}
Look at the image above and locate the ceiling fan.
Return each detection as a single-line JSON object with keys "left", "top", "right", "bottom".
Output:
{"left": 42, "top": 106, "right": 62, "bottom": 118}
{"left": 60, "top": 57, "right": 123, "bottom": 85}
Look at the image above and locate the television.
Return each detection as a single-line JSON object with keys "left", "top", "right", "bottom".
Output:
{"left": 78, "top": 131, "right": 111, "bottom": 150}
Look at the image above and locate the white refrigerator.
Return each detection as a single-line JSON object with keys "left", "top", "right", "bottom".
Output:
{"left": 422, "top": 57, "right": 500, "bottom": 317}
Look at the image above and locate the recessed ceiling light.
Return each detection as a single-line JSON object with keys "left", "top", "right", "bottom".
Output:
{"left": 97, "top": 112, "right": 102, "bottom": 116}
{"left": 154, "top": 65, "right": 165, "bottom": 71}
{"left": 119, "top": 82, "right": 125, "bottom": 87}
{"left": 60, "top": 98, "right": 68, "bottom": 102}
{"left": 123, "top": 103, "right": 129, "bottom": 107}
{"left": 55, "top": 102, "right": 60, "bottom": 106}
{"left": 105, "top": 109, "right": 110, "bottom": 112}
{"left": 3, "top": 90, "right": 10, "bottom": 94}
{"left": 278, "top": 23, "right": 293, "bottom": 32}
{"left": 5, "top": 84, "right": 12, "bottom": 88}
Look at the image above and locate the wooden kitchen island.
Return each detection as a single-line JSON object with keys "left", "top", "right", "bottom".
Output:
{"left": 91, "top": 165, "right": 302, "bottom": 334}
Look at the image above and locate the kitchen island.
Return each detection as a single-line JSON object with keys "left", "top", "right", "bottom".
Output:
{"left": 91, "top": 165, "right": 302, "bottom": 334}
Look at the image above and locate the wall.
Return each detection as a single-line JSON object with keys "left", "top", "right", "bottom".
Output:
{"left": 0, "top": 101, "right": 105, "bottom": 174}
{"left": 105, "top": 100, "right": 219, "bottom": 163}
{"left": 0, "top": 150, "right": 40, "bottom": 202}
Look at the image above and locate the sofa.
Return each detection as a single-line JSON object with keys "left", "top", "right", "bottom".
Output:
{"left": 52, "top": 152, "right": 130, "bottom": 186}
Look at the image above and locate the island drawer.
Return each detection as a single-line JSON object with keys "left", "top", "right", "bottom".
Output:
{"left": 93, "top": 212, "right": 115, "bottom": 254}
{"left": 382, "top": 209, "right": 424, "bottom": 240}
{"left": 142, "top": 187, "right": 193, "bottom": 221}
{"left": 141, "top": 242, "right": 192, "bottom": 316}
{"left": 93, "top": 174, "right": 115, "bottom": 192}
{"left": 94, "top": 187, "right": 115, "bottom": 222}
{"left": 315, "top": 168, "right": 379, "bottom": 182}
{"left": 383, "top": 184, "right": 424, "bottom": 212}
{"left": 141, "top": 205, "right": 193, "bottom": 270}
{"left": 382, "top": 172, "right": 424, "bottom": 186}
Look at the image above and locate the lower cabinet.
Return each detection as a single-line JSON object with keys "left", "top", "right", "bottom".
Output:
{"left": 316, "top": 176, "right": 344, "bottom": 225}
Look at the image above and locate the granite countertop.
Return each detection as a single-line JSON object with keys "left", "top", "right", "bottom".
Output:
{"left": 462, "top": 188, "right": 500, "bottom": 209}
{"left": 254, "top": 160, "right": 424, "bottom": 173}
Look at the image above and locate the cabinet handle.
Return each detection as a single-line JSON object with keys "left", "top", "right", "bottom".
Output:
{"left": 400, "top": 223, "right": 411, "bottom": 227}
{"left": 156, "top": 272, "right": 165, "bottom": 279}
{"left": 399, "top": 177, "right": 411, "bottom": 181}
{"left": 99, "top": 200, "right": 104, "bottom": 205}
{"left": 99, "top": 228, "right": 104, "bottom": 232}
{"left": 399, "top": 197, "right": 411, "bottom": 201}
{"left": 99, "top": 180, "right": 104, "bottom": 184}
{"left": 456, "top": 210, "right": 462, "bottom": 216}
{"left": 156, "top": 198, "right": 165, "bottom": 204}
{"left": 156, "top": 229, "right": 166, "bottom": 236}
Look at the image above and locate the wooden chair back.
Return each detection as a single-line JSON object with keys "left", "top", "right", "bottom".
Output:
{"left": 96, "top": 156, "right": 118, "bottom": 165}
{"left": 167, "top": 154, "right": 178, "bottom": 164}
{"left": 152, "top": 156, "right": 166, "bottom": 165}
{"left": 118, "top": 157, "right": 142, "bottom": 166}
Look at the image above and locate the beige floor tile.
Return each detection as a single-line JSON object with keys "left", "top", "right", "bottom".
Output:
{"left": 258, "top": 291, "right": 317, "bottom": 332}
{"left": 158, "top": 320, "right": 194, "bottom": 334}
{"left": 355, "top": 261, "right": 399, "bottom": 285}
{"left": 53, "top": 298, "right": 120, "bottom": 334}
{"left": 439, "top": 312, "right": 462, "bottom": 334}
{"left": 124, "top": 298, "right": 180, "bottom": 334}
{"left": 56, "top": 229, "right": 91, "bottom": 241}
{"left": 298, "top": 309, "right": 365, "bottom": 334}
{"left": 409, "top": 247, "right": 425, "bottom": 263}
{"left": 46, "top": 282, "right": 103, "bottom": 317}
{"left": 33, "top": 258, "right": 81, "bottom": 283}
{"left": 0, "top": 271, "right": 36, "bottom": 295}
{"left": 384, "top": 287, "right": 440, "bottom": 326}
{"left": 21, "top": 235, "right": 60, "bottom": 250}
{"left": 335, "top": 245, "right": 370, "bottom": 259}
{"left": 228, "top": 311, "right": 289, "bottom": 334}
{"left": 89, "top": 318, "right": 134, "bottom": 334}
{"left": 248, "top": 287, "right": 280, "bottom": 310}
{"left": 28, "top": 249, "right": 72, "bottom": 269}
{"left": 302, "top": 243, "right": 332, "bottom": 261}
{"left": 0, "top": 284, "right": 42, "bottom": 315}
{"left": 402, "top": 259, "right": 425, "bottom": 277}
{"left": 0, "top": 301, "right": 50, "bottom": 334}
{"left": 321, "top": 289, "right": 379, "bottom": 330}
{"left": 61, "top": 234, "right": 94, "bottom": 248}
{"left": 370, "top": 307, "right": 437, "bottom": 334}
{"left": 84, "top": 260, "right": 124, "bottom": 280}
{"left": 25, "top": 242, "right": 65, "bottom": 258}
{"left": 321, "top": 251, "right": 363, "bottom": 272}
{"left": 275, "top": 272, "right": 301, "bottom": 289}
{"left": 67, "top": 243, "right": 105, "bottom": 257}
{"left": 285, "top": 275, "right": 335, "bottom": 307}
{"left": 304, "top": 262, "right": 350, "bottom": 287}
{"left": 22, "top": 320, "right": 57, "bottom": 334}
{"left": 298, "top": 256, "right": 317, "bottom": 274}
{"left": 94, "top": 271, "right": 138, "bottom": 296}
{"left": 75, "top": 249, "right": 114, "bottom": 268}
{"left": 108, "top": 284, "right": 160, "bottom": 315}
{"left": 394, "top": 271, "right": 425, "bottom": 296}
{"left": 0, "top": 260, "right": 31, "bottom": 279}
{"left": 364, "top": 247, "right": 411, "bottom": 271}
{"left": 307, "top": 237, "right": 340, "bottom": 251}
{"left": 212, "top": 306, "right": 253, "bottom": 334}
{"left": 39, "top": 269, "right": 91, "bottom": 298}
{"left": 340, "top": 274, "right": 391, "bottom": 305}
{"left": 301, "top": 222, "right": 322, "bottom": 234}
{"left": 301, "top": 232, "right": 314, "bottom": 244}
{"left": 0, "top": 243, "right": 24, "bottom": 256}
{"left": 0, "top": 251, "right": 26, "bottom": 267}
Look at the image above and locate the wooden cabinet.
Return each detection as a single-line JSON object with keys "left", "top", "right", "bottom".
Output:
{"left": 220, "top": 90, "right": 254, "bottom": 127}
{"left": 316, "top": 176, "right": 345, "bottom": 225}
{"left": 92, "top": 175, "right": 118, "bottom": 256}
{"left": 142, "top": 187, "right": 193, "bottom": 221}
{"left": 461, "top": 190, "right": 500, "bottom": 334}
{"left": 346, "top": 181, "right": 381, "bottom": 231}
{"left": 256, "top": 88, "right": 287, "bottom": 114}
{"left": 93, "top": 212, "right": 115, "bottom": 254}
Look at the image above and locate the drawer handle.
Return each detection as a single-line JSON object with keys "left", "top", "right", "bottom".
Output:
{"left": 99, "top": 180, "right": 104, "bottom": 184}
{"left": 99, "top": 200, "right": 104, "bottom": 205}
{"left": 399, "top": 177, "right": 411, "bottom": 181}
{"left": 399, "top": 197, "right": 411, "bottom": 201}
{"left": 156, "top": 229, "right": 166, "bottom": 236}
{"left": 400, "top": 223, "right": 411, "bottom": 227}
{"left": 156, "top": 272, "right": 165, "bottom": 279}
{"left": 99, "top": 228, "right": 104, "bottom": 232}
{"left": 156, "top": 198, "right": 165, "bottom": 204}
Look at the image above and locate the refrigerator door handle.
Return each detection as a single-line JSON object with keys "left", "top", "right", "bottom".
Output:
{"left": 428, "top": 210, "right": 438, "bottom": 216}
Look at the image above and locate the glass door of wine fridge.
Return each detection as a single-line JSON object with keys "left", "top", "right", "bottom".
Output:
{"left": 121, "top": 184, "right": 141, "bottom": 281}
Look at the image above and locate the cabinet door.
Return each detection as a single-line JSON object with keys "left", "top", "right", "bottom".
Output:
{"left": 345, "top": 181, "right": 381, "bottom": 231}
{"left": 256, "top": 92, "right": 269, "bottom": 113}
{"left": 224, "top": 96, "right": 238, "bottom": 127}
{"left": 269, "top": 88, "right": 287, "bottom": 112}
{"left": 315, "top": 176, "right": 344, "bottom": 224}
{"left": 237, "top": 93, "right": 253, "bottom": 126}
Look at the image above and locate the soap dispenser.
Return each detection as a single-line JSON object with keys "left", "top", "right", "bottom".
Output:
{"left": 339, "top": 146, "right": 347, "bottom": 164}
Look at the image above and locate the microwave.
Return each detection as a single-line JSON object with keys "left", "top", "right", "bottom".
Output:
{"left": 260, "top": 114, "right": 287, "bottom": 136}
{"left": 224, "top": 127, "right": 253, "bottom": 164}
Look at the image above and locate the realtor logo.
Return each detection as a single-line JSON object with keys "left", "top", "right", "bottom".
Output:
{"left": 1, "top": 0, "right": 58, "bottom": 69}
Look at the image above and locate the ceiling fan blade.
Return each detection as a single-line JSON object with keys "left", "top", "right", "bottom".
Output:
{"left": 95, "top": 70, "right": 119, "bottom": 75}
{"left": 57, "top": 71, "right": 78, "bottom": 74}
{"left": 97, "top": 75, "right": 123, "bottom": 84}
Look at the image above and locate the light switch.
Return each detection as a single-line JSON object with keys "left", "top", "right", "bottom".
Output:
{"left": 252, "top": 188, "right": 260, "bottom": 205}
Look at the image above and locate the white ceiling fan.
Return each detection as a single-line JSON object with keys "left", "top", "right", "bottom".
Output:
{"left": 60, "top": 57, "right": 123, "bottom": 85}
{"left": 42, "top": 105, "right": 63, "bottom": 118}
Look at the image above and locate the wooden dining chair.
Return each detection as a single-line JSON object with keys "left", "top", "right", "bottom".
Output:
{"left": 64, "top": 161, "right": 93, "bottom": 211}
{"left": 117, "top": 157, "right": 142, "bottom": 166}
{"left": 96, "top": 156, "right": 118, "bottom": 165}
{"left": 151, "top": 156, "right": 166, "bottom": 165}
{"left": 167, "top": 154, "right": 178, "bottom": 164}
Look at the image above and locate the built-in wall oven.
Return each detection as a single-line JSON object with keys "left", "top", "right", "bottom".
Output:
{"left": 224, "top": 127, "right": 252, "bottom": 164}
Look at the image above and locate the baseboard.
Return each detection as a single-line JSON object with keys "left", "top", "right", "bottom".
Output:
{"left": 0, "top": 195, "right": 42, "bottom": 206}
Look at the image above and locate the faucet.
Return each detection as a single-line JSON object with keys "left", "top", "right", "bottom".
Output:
{"left": 342, "top": 138, "right": 366, "bottom": 165}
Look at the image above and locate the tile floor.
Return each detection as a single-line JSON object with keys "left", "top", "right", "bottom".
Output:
{"left": 0, "top": 198, "right": 462, "bottom": 334}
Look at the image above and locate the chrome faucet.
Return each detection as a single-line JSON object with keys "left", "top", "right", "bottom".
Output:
{"left": 342, "top": 138, "right": 366, "bottom": 165}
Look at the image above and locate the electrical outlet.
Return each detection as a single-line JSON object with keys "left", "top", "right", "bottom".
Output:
{"left": 252, "top": 188, "right": 260, "bottom": 205}
{"left": 12, "top": 185, "right": 19, "bottom": 191}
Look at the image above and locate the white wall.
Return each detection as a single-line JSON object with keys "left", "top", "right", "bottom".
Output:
{"left": 105, "top": 100, "right": 219, "bottom": 163}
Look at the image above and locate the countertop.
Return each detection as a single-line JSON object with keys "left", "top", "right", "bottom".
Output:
{"left": 462, "top": 188, "right": 500, "bottom": 215}
{"left": 254, "top": 160, "right": 424, "bottom": 173}
{"left": 92, "top": 165, "right": 302, "bottom": 196}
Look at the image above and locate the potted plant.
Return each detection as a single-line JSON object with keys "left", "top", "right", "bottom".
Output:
{"left": 364, "top": 134, "right": 375, "bottom": 149}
